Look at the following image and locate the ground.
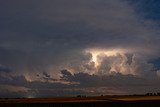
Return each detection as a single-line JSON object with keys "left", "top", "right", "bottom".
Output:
{"left": 0, "top": 95, "right": 160, "bottom": 107}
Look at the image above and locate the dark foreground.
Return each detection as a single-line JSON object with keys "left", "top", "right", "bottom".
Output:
{"left": 1, "top": 96, "right": 160, "bottom": 107}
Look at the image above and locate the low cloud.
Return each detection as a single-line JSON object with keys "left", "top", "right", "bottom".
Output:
{"left": 0, "top": 68, "right": 160, "bottom": 98}
{"left": 0, "top": 65, "right": 12, "bottom": 73}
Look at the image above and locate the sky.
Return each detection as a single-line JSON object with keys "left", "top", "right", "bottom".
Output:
{"left": 0, "top": 0, "right": 160, "bottom": 98}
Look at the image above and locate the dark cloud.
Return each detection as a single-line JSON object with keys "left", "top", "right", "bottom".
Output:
{"left": 0, "top": 0, "right": 159, "bottom": 75}
{"left": 59, "top": 70, "right": 160, "bottom": 95}
{"left": 40, "top": 72, "right": 57, "bottom": 82}
{"left": 0, "top": 68, "right": 160, "bottom": 98}
{"left": 0, "top": 65, "right": 12, "bottom": 73}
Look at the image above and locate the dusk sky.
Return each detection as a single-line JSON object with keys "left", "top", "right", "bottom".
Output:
{"left": 0, "top": 0, "right": 160, "bottom": 98}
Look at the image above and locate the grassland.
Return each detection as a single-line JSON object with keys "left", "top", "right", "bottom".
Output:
{"left": 0, "top": 95, "right": 160, "bottom": 107}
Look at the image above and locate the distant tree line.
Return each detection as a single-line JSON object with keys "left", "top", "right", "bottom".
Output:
{"left": 145, "top": 92, "right": 160, "bottom": 96}
{"left": 76, "top": 95, "right": 87, "bottom": 98}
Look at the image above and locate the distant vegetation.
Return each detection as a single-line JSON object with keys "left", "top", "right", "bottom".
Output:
{"left": 145, "top": 92, "right": 160, "bottom": 96}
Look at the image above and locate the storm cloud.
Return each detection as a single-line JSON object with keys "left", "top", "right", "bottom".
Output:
{"left": 0, "top": 0, "right": 160, "bottom": 97}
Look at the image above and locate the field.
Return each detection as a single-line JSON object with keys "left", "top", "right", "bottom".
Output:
{"left": 0, "top": 95, "right": 160, "bottom": 107}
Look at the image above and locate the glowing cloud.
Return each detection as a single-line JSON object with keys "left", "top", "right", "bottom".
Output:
{"left": 85, "top": 48, "right": 127, "bottom": 67}
{"left": 84, "top": 48, "right": 147, "bottom": 75}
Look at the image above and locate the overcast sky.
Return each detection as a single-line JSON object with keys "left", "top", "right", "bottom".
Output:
{"left": 0, "top": 0, "right": 160, "bottom": 98}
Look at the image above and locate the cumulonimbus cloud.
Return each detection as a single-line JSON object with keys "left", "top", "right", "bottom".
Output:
{"left": 0, "top": 0, "right": 160, "bottom": 97}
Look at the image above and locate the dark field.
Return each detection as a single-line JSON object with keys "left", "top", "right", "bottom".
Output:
{"left": 1, "top": 96, "right": 160, "bottom": 107}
